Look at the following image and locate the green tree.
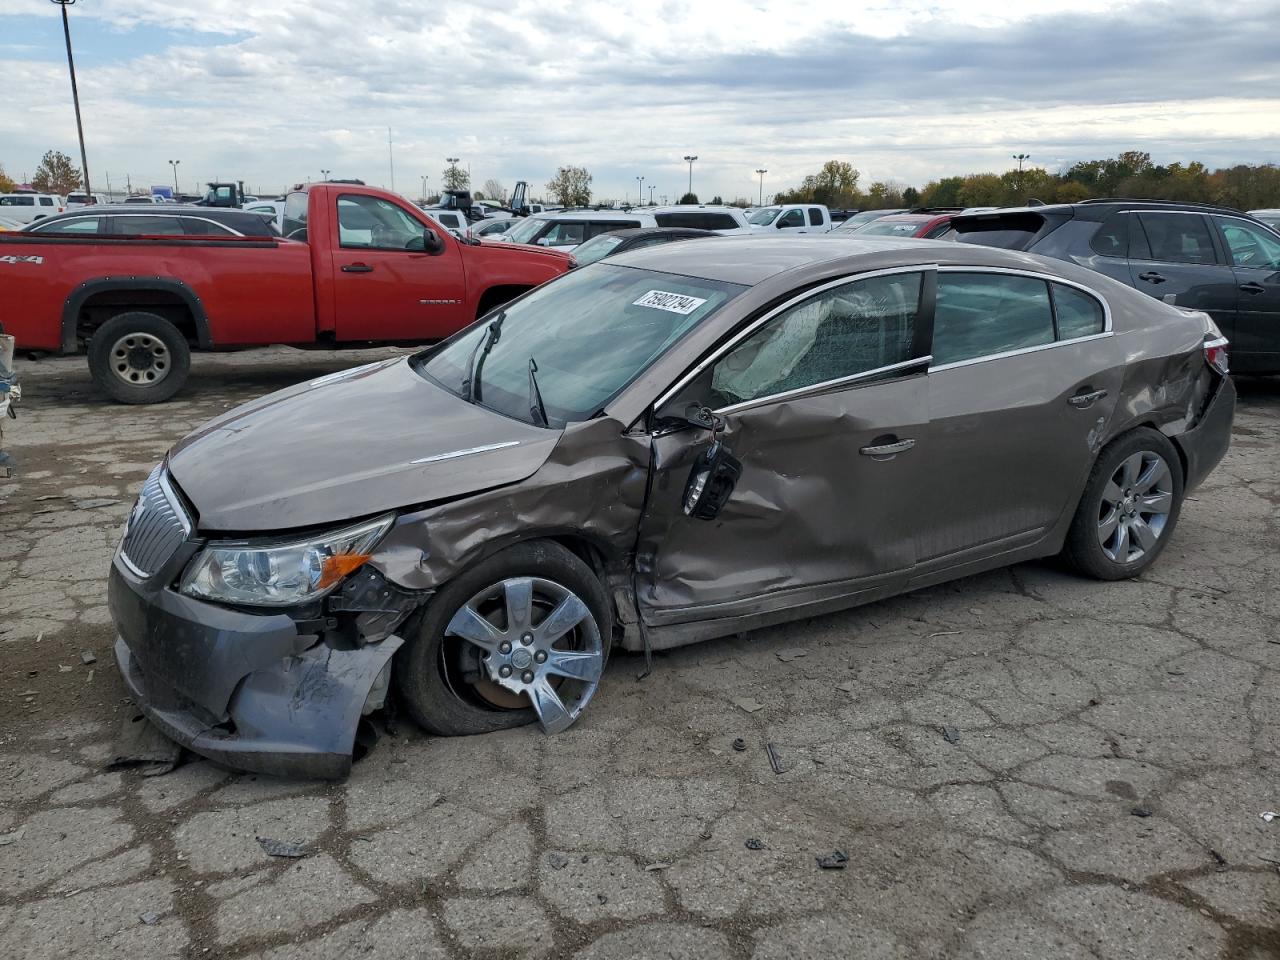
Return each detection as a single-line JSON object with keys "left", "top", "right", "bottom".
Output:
{"left": 1054, "top": 180, "right": 1092, "bottom": 203}
{"left": 0, "top": 165, "right": 15, "bottom": 193}
{"left": 31, "top": 150, "right": 81, "bottom": 195}
{"left": 710, "top": 195, "right": 723, "bottom": 205}
{"left": 901, "top": 186, "right": 920, "bottom": 207}
{"left": 919, "top": 176, "right": 963, "bottom": 208}
{"left": 679, "top": 192, "right": 698, "bottom": 204}
{"left": 547, "top": 166, "right": 592, "bottom": 206}
{"left": 957, "top": 173, "right": 1006, "bottom": 207}
{"left": 442, "top": 163, "right": 470, "bottom": 191}
{"left": 865, "top": 181, "right": 904, "bottom": 208}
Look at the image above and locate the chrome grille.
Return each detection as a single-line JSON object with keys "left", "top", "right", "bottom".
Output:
{"left": 120, "top": 466, "right": 191, "bottom": 578}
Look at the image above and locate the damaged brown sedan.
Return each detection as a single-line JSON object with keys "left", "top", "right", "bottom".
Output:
{"left": 109, "top": 236, "right": 1235, "bottom": 777}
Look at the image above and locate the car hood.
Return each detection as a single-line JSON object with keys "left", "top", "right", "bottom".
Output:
{"left": 168, "top": 358, "right": 560, "bottom": 532}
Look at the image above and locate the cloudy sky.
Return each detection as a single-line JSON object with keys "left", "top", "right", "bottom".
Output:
{"left": 3, "top": 0, "right": 1278, "bottom": 202}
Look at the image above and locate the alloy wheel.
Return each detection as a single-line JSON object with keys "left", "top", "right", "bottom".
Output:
{"left": 1097, "top": 451, "right": 1174, "bottom": 563}
{"left": 444, "top": 576, "right": 603, "bottom": 733}
{"left": 109, "top": 332, "right": 170, "bottom": 387}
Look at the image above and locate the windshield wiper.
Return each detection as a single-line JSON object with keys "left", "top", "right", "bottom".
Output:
{"left": 462, "top": 312, "right": 505, "bottom": 403}
{"left": 527, "top": 357, "right": 549, "bottom": 427}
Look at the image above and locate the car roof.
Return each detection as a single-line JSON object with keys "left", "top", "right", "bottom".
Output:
{"left": 533, "top": 210, "right": 654, "bottom": 221}
{"left": 590, "top": 227, "right": 715, "bottom": 242}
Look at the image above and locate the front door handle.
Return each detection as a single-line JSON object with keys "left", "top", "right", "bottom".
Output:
{"left": 1240, "top": 281, "right": 1265, "bottom": 295}
{"left": 1137, "top": 271, "right": 1166, "bottom": 284}
{"left": 860, "top": 438, "right": 915, "bottom": 458}
{"left": 1068, "top": 389, "right": 1108, "bottom": 408}
{"left": 341, "top": 262, "right": 374, "bottom": 273}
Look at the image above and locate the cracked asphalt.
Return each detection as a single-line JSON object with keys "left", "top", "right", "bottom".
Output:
{"left": 1, "top": 348, "right": 1277, "bottom": 960}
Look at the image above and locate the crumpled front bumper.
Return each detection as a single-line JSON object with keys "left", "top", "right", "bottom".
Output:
{"left": 109, "top": 560, "right": 402, "bottom": 780}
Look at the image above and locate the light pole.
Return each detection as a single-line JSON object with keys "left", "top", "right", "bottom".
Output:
{"left": 1012, "top": 152, "right": 1031, "bottom": 191}
{"left": 420, "top": 175, "right": 428, "bottom": 201}
{"left": 168, "top": 159, "right": 180, "bottom": 194}
{"left": 636, "top": 176, "right": 644, "bottom": 208}
{"left": 50, "top": 0, "right": 91, "bottom": 197}
{"left": 446, "top": 157, "right": 460, "bottom": 192}
{"left": 320, "top": 168, "right": 331, "bottom": 181}
{"left": 649, "top": 185, "right": 655, "bottom": 205}
{"left": 683, "top": 155, "right": 697, "bottom": 198}
{"left": 755, "top": 168, "right": 767, "bottom": 206}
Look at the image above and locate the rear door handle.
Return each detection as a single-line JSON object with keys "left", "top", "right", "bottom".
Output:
{"left": 1239, "top": 281, "right": 1265, "bottom": 295}
{"left": 1137, "top": 271, "right": 1166, "bottom": 284}
{"left": 341, "top": 263, "right": 374, "bottom": 273}
{"left": 1068, "top": 389, "right": 1108, "bottom": 408}
{"left": 860, "top": 438, "right": 915, "bottom": 458}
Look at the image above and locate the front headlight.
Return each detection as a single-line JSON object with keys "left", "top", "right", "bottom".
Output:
{"left": 179, "top": 514, "right": 394, "bottom": 607}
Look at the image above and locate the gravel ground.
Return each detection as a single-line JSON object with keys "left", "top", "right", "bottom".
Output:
{"left": 1, "top": 348, "right": 1277, "bottom": 960}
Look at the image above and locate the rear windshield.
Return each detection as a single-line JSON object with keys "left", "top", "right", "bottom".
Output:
{"left": 857, "top": 217, "right": 927, "bottom": 237}
{"left": 954, "top": 213, "right": 1047, "bottom": 250}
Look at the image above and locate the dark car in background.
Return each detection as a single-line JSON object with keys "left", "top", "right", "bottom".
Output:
{"left": 25, "top": 205, "right": 281, "bottom": 238}
{"left": 569, "top": 226, "right": 714, "bottom": 266}
{"left": 951, "top": 200, "right": 1280, "bottom": 373}
{"left": 848, "top": 209, "right": 958, "bottom": 239}
{"left": 110, "top": 236, "right": 1234, "bottom": 778}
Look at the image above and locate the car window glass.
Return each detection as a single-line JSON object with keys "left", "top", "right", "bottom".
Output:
{"left": 1090, "top": 212, "right": 1129, "bottom": 258}
{"left": 807, "top": 207, "right": 825, "bottom": 226}
{"left": 933, "top": 272, "right": 1054, "bottom": 365}
{"left": 710, "top": 272, "right": 923, "bottom": 406}
{"left": 778, "top": 209, "right": 804, "bottom": 228}
{"left": 114, "top": 216, "right": 186, "bottom": 236}
{"left": 33, "top": 216, "right": 101, "bottom": 234}
{"left": 337, "top": 195, "right": 425, "bottom": 250}
{"left": 1135, "top": 213, "right": 1217, "bottom": 265}
{"left": 1214, "top": 217, "right": 1280, "bottom": 269}
{"left": 1, "top": 196, "right": 35, "bottom": 206}
{"left": 1053, "top": 283, "right": 1106, "bottom": 339}
{"left": 40, "top": 197, "right": 54, "bottom": 206}
{"left": 858, "top": 218, "right": 923, "bottom": 237}
{"left": 181, "top": 218, "right": 237, "bottom": 236}
{"left": 543, "top": 221, "right": 587, "bottom": 245}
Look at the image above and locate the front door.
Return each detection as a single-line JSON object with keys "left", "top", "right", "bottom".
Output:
{"left": 1126, "top": 211, "right": 1238, "bottom": 337}
{"left": 329, "top": 193, "right": 467, "bottom": 341}
{"left": 636, "top": 268, "right": 933, "bottom": 627}
{"left": 1211, "top": 215, "right": 1280, "bottom": 373}
{"left": 917, "top": 269, "right": 1122, "bottom": 568}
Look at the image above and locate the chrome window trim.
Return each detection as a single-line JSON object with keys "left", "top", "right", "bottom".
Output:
{"left": 653, "top": 263, "right": 938, "bottom": 414}
{"left": 714, "top": 355, "right": 932, "bottom": 417}
{"left": 927, "top": 265, "right": 1114, "bottom": 372}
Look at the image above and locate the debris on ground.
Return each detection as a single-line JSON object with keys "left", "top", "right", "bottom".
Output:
{"left": 836, "top": 681, "right": 857, "bottom": 694}
{"left": 775, "top": 648, "right": 807, "bottom": 663}
{"left": 732, "top": 697, "right": 764, "bottom": 714}
{"left": 645, "top": 862, "right": 671, "bottom": 872}
{"left": 257, "top": 837, "right": 311, "bottom": 859}
{"left": 1131, "top": 807, "right": 1153, "bottom": 818}
{"left": 547, "top": 852, "right": 569, "bottom": 870}
{"left": 106, "top": 712, "right": 182, "bottom": 776}
{"left": 74, "top": 498, "right": 120, "bottom": 510}
{"left": 1262, "top": 811, "right": 1276, "bottom": 823}
{"left": 815, "top": 849, "right": 849, "bottom": 870}
{"left": 928, "top": 631, "right": 961, "bottom": 638}
{"left": 79, "top": 649, "right": 96, "bottom": 665}
{"left": 731, "top": 738, "right": 747, "bottom": 752}
{"left": 58, "top": 664, "right": 72, "bottom": 673}
{"left": 0, "top": 827, "right": 25, "bottom": 846}
{"left": 939, "top": 725, "right": 961, "bottom": 744}
{"left": 1209, "top": 849, "right": 1228, "bottom": 872}
{"left": 745, "top": 838, "right": 765, "bottom": 850}
{"left": 766, "top": 742, "right": 787, "bottom": 775}
{"left": 138, "top": 912, "right": 160, "bottom": 926}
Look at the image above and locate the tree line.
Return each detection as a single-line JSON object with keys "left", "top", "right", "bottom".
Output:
{"left": 774, "top": 152, "right": 1280, "bottom": 212}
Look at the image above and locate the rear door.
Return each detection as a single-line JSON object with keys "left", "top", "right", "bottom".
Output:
{"left": 638, "top": 268, "right": 933, "bottom": 623}
{"left": 329, "top": 193, "right": 467, "bottom": 341}
{"left": 917, "top": 269, "right": 1121, "bottom": 571}
{"left": 1128, "top": 212, "right": 1237, "bottom": 336}
{"left": 1210, "top": 215, "right": 1280, "bottom": 372}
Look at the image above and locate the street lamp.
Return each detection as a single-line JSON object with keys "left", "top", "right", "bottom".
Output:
{"left": 50, "top": 0, "right": 91, "bottom": 197}
{"left": 420, "top": 175, "right": 428, "bottom": 201}
{"left": 168, "top": 159, "right": 180, "bottom": 194}
{"left": 1012, "top": 153, "right": 1031, "bottom": 173}
{"left": 683, "top": 155, "right": 697, "bottom": 197}
{"left": 649, "top": 185, "right": 655, "bottom": 205}
{"left": 446, "top": 157, "right": 460, "bottom": 191}
{"left": 755, "top": 168, "right": 767, "bottom": 206}
{"left": 320, "top": 168, "right": 331, "bottom": 181}
{"left": 636, "top": 176, "right": 644, "bottom": 208}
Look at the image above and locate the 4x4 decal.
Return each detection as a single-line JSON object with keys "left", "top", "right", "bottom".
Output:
{"left": 0, "top": 255, "right": 43, "bottom": 265}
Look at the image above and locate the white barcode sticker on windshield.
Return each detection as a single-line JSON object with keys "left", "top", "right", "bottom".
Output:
{"left": 633, "top": 290, "right": 707, "bottom": 315}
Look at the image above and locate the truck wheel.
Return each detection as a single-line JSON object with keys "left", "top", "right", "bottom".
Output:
{"left": 88, "top": 312, "right": 191, "bottom": 404}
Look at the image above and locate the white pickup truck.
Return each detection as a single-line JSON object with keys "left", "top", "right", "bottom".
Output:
{"left": 747, "top": 203, "right": 832, "bottom": 234}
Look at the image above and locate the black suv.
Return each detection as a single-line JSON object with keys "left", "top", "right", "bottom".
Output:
{"left": 24, "top": 205, "right": 280, "bottom": 238}
{"left": 951, "top": 200, "right": 1280, "bottom": 373}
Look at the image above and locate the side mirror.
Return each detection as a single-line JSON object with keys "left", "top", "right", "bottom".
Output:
{"left": 420, "top": 229, "right": 445, "bottom": 255}
{"left": 536, "top": 237, "right": 552, "bottom": 246}
{"left": 674, "top": 404, "right": 741, "bottom": 521}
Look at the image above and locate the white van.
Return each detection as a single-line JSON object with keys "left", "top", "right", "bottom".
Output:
{"left": 0, "top": 193, "right": 65, "bottom": 223}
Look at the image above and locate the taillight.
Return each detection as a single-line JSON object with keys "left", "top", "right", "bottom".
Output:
{"left": 1204, "top": 336, "right": 1229, "bottom": 376}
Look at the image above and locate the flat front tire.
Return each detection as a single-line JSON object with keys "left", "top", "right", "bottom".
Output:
{"left": 1062, "top": 428, "right": 1184, "bottom": 580}
{"left": 395, "top": 541, "right": 612, "bottom": 736}
{"left": 88, "top": 312, "right": 191, "bottom": 404}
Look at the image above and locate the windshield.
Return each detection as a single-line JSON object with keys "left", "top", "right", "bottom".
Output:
{"left": 417, "top": 264, "right": 745, "bottom": 427}
{"left": 748, "top": 207, "right": 780, "bottom": 225}
{"left": 504, "top": 217, "right": 547, "bottom": 244}
{"left": 856, "top": 218, "right": 926, "bottom": 237}
{"left": 570, "top": 233, "right": 625, "bottom": 266}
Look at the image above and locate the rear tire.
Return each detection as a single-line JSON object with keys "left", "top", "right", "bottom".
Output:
{"left": 395, "top": 540, "right": 612, "bottom": 736}
{"left": 88, "top": 312, "right": 191, "bottom": 404}
{"left": 1062, "top": 428, "right": 1184, "bottom": 580}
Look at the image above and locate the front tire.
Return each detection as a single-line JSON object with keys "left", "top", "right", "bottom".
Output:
{"left": 395, "top": 541, "right": 612, "bottom": 736}
{"left": 88, "top": 312, "right": 191, "bottom": 404}
{"left": 1062, "top": 428, "right": 1184, "bottom": 580}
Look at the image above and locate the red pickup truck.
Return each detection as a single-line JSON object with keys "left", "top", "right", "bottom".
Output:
{"left": 0, "top": 183, "right": 571, "bottom": 402}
